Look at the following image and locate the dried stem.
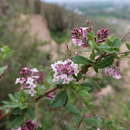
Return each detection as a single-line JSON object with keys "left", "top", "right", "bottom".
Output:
{"left": 121, "top": 32, "right": 130, "bottom": 42}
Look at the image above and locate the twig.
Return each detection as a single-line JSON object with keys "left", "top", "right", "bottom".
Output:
{"left": 35, "top": 85, "right": 60, "bottom": 101}
{"left": 95, "top": 52, "right": 107, "bottom": 63}
{"left": 118, "top": 50, "right": 130, "bottom": 55}
{"left": 66, "top": 44, "right": 72, "bottom": 58}
{"left": 77, "top": 115, "right": 85, "bottom": 128}
{"left": 121, "top": 32, "right": 130, "bottom": 42}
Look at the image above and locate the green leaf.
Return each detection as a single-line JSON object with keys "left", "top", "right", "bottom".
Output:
{"left": 98, "top": 45, "right": 119, "bottom": 53}
{"left": 8, "top": 94, "right": 16, "bottom": 102}
{"left": 80, "top": 83, "right": 93, "bottom": 92}
{"left": 79, "top": 90, "right": 89, "bottom": 97}
{"left": 124, "top": 52, "right": 129, "bottom": 56}
{"left": 84, "top": 118, "right": 101, "bottom": 127}
{"left": 51, "top": 91, "right": 68, "bottom": 108}
{"left": 88, "top": 40, "right": 97, "bottom": 50}
{"left": 72, "top": 56, "right": 92, "bottom": 65}
{"left": 113, "top": 39, "right": 121, "bottom": 47}
{"left": 10, "top": 112, "right": 25, "bottom": 128}
{"left": 0, "top": 65, "right": 7, "bottom": 75}
{"left": 87, "top": 32, "right": 95, "bottom": 40}
{"left": 26, "top": 107, "right": 35, "bottom": 119}
{"left": 107, "top": 37, "right": 121, "bottom": 47}
{"left": 126, "top": 43, "right": 130, "bottom": 50}
{"left": 2, "top": 92, "right": 28, "bottom": 110}
{"left": 95, "top": 55, "right": 115, "bottom": 69}
{"left": 66, "top": 104, "right": 80, "bottom": 115}
{"left": 0, "top": 46, "right": 12, "bottom": 60}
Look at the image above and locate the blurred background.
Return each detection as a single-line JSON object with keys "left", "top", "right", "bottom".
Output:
{"left": 0, "top": 0, "right": 130, "bottom": 129}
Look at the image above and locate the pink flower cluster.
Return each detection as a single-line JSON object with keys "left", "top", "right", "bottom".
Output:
{"left": 72, "top": 27, "right": 109, "bottom": 47}
{"left": 104, "top": 67, "right": 121, "bottom": 79}
{"left": 72, "top": 27, "right": 92, "bottom": 47}
{"left": 12, "top": 120, "right": 38, "bottom": 130}
{"left": 15, "top": 67, "right": 43, "bottom": 96}
{"left": 96, "top": 28, "right": 109, "bottom": 43}
{"left": 51, "top": 59, "right": 79, "bottom": 84}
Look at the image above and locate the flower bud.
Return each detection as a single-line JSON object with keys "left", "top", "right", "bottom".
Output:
{"left": 96, "top": 28, "right": 109, "bottom": 43}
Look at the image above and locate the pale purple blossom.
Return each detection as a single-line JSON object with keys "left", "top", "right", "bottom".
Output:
{"left": 51, "top": 59, "right": 79, "bottom": 84}
{"left": 15, "top": 77, "right": 26, "bottom": 84}
{"left": 96, "top": 28, "right": 109, "bottom": 43}
{"left": 15, "top": 67, "right": 43, "bottom": 96}
{"left": 72, "top": 27, "right": 92, "bottom": 47}
{"left": 104, "top": 67, "right": 121, "bottom": 79}
{"left": 31, "top": 68, "right": 39, "bottom": 73}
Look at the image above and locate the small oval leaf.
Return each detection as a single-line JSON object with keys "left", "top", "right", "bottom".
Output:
{"left": 51, "top": 91, "right": 68, "bottom": 108}
{"left": 72, "top": 56, "right": 92, "bottom": 65}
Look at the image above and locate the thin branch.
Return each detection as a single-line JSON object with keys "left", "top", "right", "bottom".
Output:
{"left": 66, "top": 44, "right": 72, "bottom": 58}
{"left": 95, "top": 52, "right": 107, "bottom": 63}
{"left": 77, "top": 115, "right": 85, "bottom": 128}
{"left": 35, "top": 86, "right": 60, "bottom": 101}
{"left": 121, "top": 32, "right": 130, "bottom": 42}
{"left": 118, "top": 50, "right": 130, "bottom": 55}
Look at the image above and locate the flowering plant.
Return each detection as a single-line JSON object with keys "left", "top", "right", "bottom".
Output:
{"left": 1, "top": 24, "right": 130, "bottom": 130}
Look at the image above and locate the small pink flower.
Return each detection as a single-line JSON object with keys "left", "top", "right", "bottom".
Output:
{"left": 16, "top": 67, "right": 43, "bottom": 96}
{"left": 84, "top": 114, "right": 92, "bottom": 118}
{"left": 104, "top": 67, "right": 121, "bottom": 79}
{"left": 20, "top": 67, "right": 31, "bottom": 75}
{"left": 96, "top": 28, "right": 109, "bottom": 43}
{"left": 47, "top": 92, "right": 55, "bottom": 99}
{"left": 15, "top": 77, "right": 26, "bottom": 84}
{"left": 72, "top": 27, "right": 92, "bottom": 47}
{"left": 12, "top": 120, "right": 38, "bottom": 130}
{"left": 51, "top": 59, "right": 79, "bottom": 84}
{"left": 22, "top": 120, "right": 38, "bottom": 130}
